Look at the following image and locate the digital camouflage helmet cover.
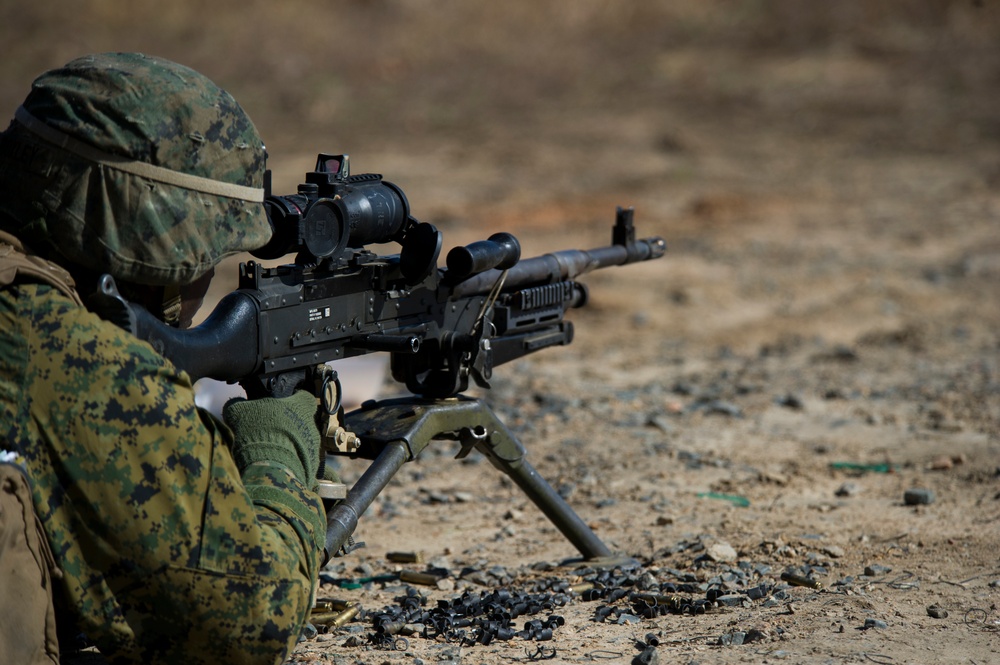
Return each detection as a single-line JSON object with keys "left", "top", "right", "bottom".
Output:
{"left": 0, "top": 52, "right": 272, "bottom": 286}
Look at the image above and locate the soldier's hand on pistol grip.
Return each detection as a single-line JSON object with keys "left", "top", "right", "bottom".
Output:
{"left": 223, "top": 390, "right": 322, "bottom": 491}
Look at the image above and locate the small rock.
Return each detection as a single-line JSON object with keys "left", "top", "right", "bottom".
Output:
{"left": 647, "top": 415, "right": 676, "bottom": 433}
{"left": 863, "top": 618, "right": 888, "bottom": 630}
{"left": 903, "top": 488, "right": 935, "bottom": 505}
{"left": 926, "top": 456, "right": 954, "bottom": 471}
{"left": 823, "top": 545, "right": 846, "bottom": 558}
{"left": 864, "top": 564, "right": 892, "bottom": 576}
{"left": 632, "top": 645, "right": 659, "bottom": 665}
{"left": 557, "top": 482, "right": 576, "bottom": 499}
{"left": 636, "top": 572, "right": 659, "bottom": 590}
{"left": 927, "top": 605, "right": 948, "bottom": 619}
{"left": 715, "top": 594, "right": 749, "bottom": 608}
{"left": 298, "top": 622, "right": 318, "bottom": 641}
{"left": 760, "top": 470, "right": 789, "bottom": 485}
{"left": 706, "top": 542, "right": 738, "bottom": 562}
{"left": 835, "top": 482, "right": 860, "bottom": 497}
{"left": 775, "top": 393, "right": 804, "bottom": 409}
{"left": 422, "top": 489, "right": 450, "bottom": 504}
{"left": 704, "top": 400, "right": 742, "bottom": 417}
{"left": 718, "top": 631, "right": 746, "bottom": 646}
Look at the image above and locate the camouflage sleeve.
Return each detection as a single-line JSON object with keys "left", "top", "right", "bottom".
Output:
{"left": 8, "top": 285, "right": 324, "bottom": 665}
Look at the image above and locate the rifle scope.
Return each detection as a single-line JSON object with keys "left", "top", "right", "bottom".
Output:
{"left": 253, "top": 153, "right": 410, "bottom": 261}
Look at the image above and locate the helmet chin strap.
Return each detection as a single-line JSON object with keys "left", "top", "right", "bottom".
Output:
{"left": 160, "top": 285, "right": 183, "bottom": 327}
{"left": 176, "top": 268, "right": 215, "bottom": 330}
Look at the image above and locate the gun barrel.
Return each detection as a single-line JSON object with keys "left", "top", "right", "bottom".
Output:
{"left": 451, "top": 235, "right": 665, "bottom": 298}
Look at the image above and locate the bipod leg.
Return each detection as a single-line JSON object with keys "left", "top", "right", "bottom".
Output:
{"left": 463, "top": 404, "right": 613, "bottom": 561}
{"left": 324, "top": 440, "right": 409, "bottom": 561}
{"left": 333, "top": 396, "right": 613, "bottom": 562}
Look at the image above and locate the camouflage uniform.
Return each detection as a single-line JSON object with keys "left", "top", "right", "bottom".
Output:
{"left": 0, "top": 54, "right": 326, "bottom": 664}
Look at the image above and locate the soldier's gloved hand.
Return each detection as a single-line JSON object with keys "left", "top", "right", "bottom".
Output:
{"left": 222, "top": 390, "right": 321, "bottom": 490}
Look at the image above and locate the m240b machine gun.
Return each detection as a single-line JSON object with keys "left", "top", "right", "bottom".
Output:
{"left": 94, "top": 154, "right": 666, "bottom": 564}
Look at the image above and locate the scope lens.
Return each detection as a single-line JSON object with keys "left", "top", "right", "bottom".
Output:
{"left": 339, "top": 181, "right": 408, "bottom": 247}
{"left": 302, "top": 199, "right": 347, "bottom": 258}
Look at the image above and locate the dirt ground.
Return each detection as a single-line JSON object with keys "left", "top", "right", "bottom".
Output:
{"left": 4, "top": 2, "right": 1000, "bottom": 664}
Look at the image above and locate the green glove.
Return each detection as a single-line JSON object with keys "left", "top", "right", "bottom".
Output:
{"left": 223, "top": 390, "right": 321, "bottom": 488}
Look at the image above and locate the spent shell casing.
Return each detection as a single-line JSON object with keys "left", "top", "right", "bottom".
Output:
{"left": 312, "top": 599, "right": 354, "bottom": 613}
{"left": 569, "top": 582, "right": 594, "bottom": 595}
{"left": 331, "top": 604, "right": 361, "bottom": 627}
{"left": 376, "top": 620, "right": 406, "bottom": 635}
{"left": 632, "top": 593, "right": 683, "bottom": 609}
{"left": 308, "top": 612, "right": 339, "bottom": 624}
{"left": 311, "top": 604, "right": 361, "bottom": 627}
{"left": 386, "top": 551, "right": 423, "bottom": 563}
{"left": 399, "top": 570, "right": 441, "bottom": 586}
{"left": 780, "top": 572, "right": 823, "bottom": 590}
{"left": 385, "top": 623, "right": 423, "bottom": 637}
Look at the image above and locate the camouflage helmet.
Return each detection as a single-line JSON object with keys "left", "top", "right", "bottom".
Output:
{"left": 0, "top": 52, "right": 272, "bottom": 286}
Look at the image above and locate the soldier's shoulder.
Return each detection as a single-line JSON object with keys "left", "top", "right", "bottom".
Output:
{"left": 27, "top": 284, "right": 169, "bottom": 373}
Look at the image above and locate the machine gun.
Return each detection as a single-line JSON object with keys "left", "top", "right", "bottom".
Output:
{"left": 92, "top": 153, "right": 666, "bottom": 564}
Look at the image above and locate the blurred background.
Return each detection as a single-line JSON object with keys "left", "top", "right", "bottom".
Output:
{"left": 3, "top": 0, "right": 998, "bottom": 220}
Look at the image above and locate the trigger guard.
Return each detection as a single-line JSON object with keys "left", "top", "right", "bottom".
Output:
{"left": 321, "top": 371, "right": 343, "bottom": 415}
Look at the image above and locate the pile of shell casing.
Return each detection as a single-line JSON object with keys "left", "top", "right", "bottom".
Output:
{"left": 316, "top": 564, "right": 783, "bottom": 649}
{"left": 362, "top": 585, "right": 571, "bottom": 647}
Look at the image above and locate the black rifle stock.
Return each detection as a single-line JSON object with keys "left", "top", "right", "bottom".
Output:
{"left": 91, "top": 153, "right": 666, "bottom": 563}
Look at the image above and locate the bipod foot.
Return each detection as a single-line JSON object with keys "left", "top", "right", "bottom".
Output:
{"left": 559, "top": 554, "right": 643, "bottom": 571}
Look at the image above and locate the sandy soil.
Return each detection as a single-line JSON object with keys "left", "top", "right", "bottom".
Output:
{"left": 4, "top": 3, "right": 999, "bottom": 664}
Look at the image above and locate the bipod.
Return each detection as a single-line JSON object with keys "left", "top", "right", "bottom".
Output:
{"left": 324, "top": 395, "right": 616, "bottom": 564}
